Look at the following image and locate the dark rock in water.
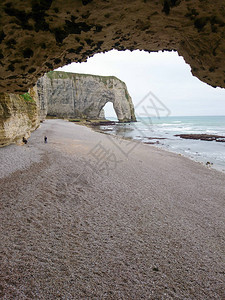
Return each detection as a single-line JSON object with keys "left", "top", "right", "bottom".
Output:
{"left": 144, "top": 142, "right": 155, "bottom": 145}
{"left": 91, "top": 121, "right": 117, "bottom": 126}
{"left": 147, "top": 137, "right": 166, "bottom": 140}
{"left": 175, "top": 134, "right": 225, "bottom": 142}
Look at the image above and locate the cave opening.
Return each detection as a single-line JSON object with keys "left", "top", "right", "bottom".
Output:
{"left": 56, "top": 49, "right": 225, "bottom": 117}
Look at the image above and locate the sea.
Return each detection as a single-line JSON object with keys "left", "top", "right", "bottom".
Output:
{"left": 98, "top": 116, "right": 225, "bottom": 173}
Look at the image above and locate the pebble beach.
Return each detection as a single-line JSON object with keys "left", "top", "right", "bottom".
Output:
{"left": 0, "top": 119, "right": 224, "bottom": 299}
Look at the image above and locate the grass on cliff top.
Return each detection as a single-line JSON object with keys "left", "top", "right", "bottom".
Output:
{"left": 20, "top": 92, "right": 35, "bottom": 103}
{"left": 47, "top": 71, "right": 125, "bottom": 84}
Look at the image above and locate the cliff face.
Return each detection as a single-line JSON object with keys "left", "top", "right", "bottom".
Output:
{"left": 0, "top": 89, "right": 40, "bottom": 147}
{"left": 0, "top": 70, "right": 135, "bottom": 147}
{"left": 37, "top": 71, "right": 136, "bottom": 122}
{"left": 0, "top": 0, "right": 224, "bottom": 94}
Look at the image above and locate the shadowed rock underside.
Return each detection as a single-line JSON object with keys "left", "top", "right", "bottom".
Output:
{"left": 0, "top": 0, "right": 224, "bottom": 94}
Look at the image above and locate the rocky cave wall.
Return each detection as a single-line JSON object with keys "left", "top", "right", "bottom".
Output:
{"left": 0, "top": 88, "right": 40, "bottom": 147}
{"left": 37, "top": 71, "right": 136, "bottom": 122}
{"left": 0, "top": 0, "right": 224, "bottom": 94}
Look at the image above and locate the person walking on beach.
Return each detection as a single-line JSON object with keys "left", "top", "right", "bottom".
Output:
{"left": 23, "top": 137, "right": 27, "bottom": 144}
{"left": 44, "top": 136, "right": 47, "bottom": 143}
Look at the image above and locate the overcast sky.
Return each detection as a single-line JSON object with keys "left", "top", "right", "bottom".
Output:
{"left": 57, "top": 50, "right": 225, "bottom": 118}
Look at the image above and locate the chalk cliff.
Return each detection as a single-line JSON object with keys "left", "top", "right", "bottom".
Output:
{"left": 0, "top": 71, "right": 135, "bottom": 147}
{"left": 37, "top": 71, "right": 136, "bottom": 122}
{"left": 0, "top": 89, "right": 40, "bottom": 147}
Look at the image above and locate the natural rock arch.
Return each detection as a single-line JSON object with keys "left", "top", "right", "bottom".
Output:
{"left": 37, "top": 71, "right": 136, "bottom": 122}
{"left": 0, "top": 0, "right": 224, "bottom": 94}
{"left": 88, "top": 89, "right": 136, "bottom": 122}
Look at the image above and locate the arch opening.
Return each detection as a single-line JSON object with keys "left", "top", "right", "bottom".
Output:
{"left": 99, "top": 101, "right": 118, "bottom": 121}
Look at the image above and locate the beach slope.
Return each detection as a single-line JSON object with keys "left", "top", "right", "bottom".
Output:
{"left": 0, "top": 119, "right": 224, "bottom": 299}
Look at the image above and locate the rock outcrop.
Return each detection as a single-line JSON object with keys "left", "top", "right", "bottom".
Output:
{"left": 0, "top": 0, "right": 224, "bottom": 94}
{"left": 0, "top": 89, "right": 40, "bottom": 147}
{"left": 37, "top": 71, "right": 136, "bottom": 122}
{"left": 175, "top": 134, "right": 225, "bottom": 142}
{"left": 0, "top": 70, "right": 135, "bottom": 147}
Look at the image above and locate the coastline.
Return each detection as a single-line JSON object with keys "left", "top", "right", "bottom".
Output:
{"left": 0, "top": 119, "right": 225, "bottom": 299}
{"left": 88, "top": 122, "right": 225, "bottom": 174}
{"left": 87, "top": 117, "right": 225, "bottom": 174}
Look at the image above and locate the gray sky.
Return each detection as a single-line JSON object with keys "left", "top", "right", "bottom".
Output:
{"left": 57, "top": 50, "right": 225, "bottom": 117}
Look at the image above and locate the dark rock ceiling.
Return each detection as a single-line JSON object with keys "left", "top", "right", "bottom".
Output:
{"left": 0, "top": 0, "right": 224, "bottom": 93}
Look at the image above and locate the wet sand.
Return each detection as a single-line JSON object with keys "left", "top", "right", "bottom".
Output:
{"left": 0, "top": 119, "right": 224, "bottom": 299}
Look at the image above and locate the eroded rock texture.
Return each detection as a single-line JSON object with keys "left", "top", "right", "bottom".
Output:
{"left": 0, "top": 89, "right": 40, "bottom": 147}
{"left": 37, "top": 71, "right": 136, "bottom": 122}
{"left": 0, "top": 0, "right": 224, "bottom": 93}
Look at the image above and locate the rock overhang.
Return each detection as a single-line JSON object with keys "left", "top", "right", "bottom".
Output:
{"left": 0, "top": 0, "right": 224, "bottom": 93}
